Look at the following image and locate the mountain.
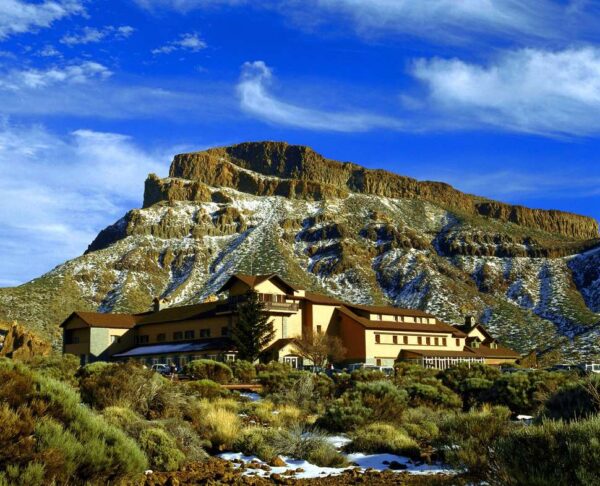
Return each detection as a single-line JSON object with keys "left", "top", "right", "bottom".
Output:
{"left": 1, "top": 141, "right": 599, "bottom": 361}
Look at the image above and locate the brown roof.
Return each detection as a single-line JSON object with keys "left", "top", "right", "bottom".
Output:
{"left": 469, "top": 344, "right": 520, "bottom": 359}
{"left": 399, "top": 349, "right": 480, "bottom": 358}
{"left": 61, "top": 311, "right": 137, "bottom": 329}
{"left": 456, "top": 323, "right": 494, "bottom": 340}
{"left": 338, "top": 306, "right": 466, "bottom": 337}
{"left": 135, "top": 301, "right": 219, "bottom": 325}
{"left": 345, "top": 303, "right": 436, "bottom": 319}
{"left": 219, "top": 274, "right": 299, "bottom": 293}
{"left": 303, "top": 291, "right": 344, "bottom": 305}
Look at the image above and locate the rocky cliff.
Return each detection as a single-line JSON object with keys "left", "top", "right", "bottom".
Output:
{"left": 1, "top": 142, "right": 599, "bottom": 362}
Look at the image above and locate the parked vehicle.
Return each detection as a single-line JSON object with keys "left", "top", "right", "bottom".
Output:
{"left": 345, "top": 363, "right": 380, "bottom": 372}
{"left": 548, "top": 364, "right": 577, "bottom": 372}
{"left": 151, "top": 364, "right": 172, "bottom": 375}
{"left": 379, "top": 366, "right": 395, "bottom": 376}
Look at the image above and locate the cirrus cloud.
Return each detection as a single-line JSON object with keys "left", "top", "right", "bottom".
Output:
{"left": 237, "top": 60, "right": 402, "bottom": 132}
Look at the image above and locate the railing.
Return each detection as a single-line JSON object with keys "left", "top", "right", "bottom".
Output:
{"left": 216, "top": 294, "right": 299, "bottom": 313}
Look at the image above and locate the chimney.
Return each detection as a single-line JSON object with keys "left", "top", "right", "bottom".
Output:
{"left": 153, "top": 297, "right": 163, "bottom": 312}
{"left": 465, "top": 315, "right": 476, "bottom": 328}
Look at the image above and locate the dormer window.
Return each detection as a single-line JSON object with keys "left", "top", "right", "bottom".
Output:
{"left": 471, "top": 339, "right": 480, "bottom": 349}
{"left": 490, "top": 341, "right": 498, "bottom": 349}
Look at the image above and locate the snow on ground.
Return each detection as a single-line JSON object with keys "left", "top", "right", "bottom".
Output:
{"left": 325, "top": 435, "right": 351, "bottom": 449}
{"left": 218, "top": 451, "right": 454, "bottom": 479}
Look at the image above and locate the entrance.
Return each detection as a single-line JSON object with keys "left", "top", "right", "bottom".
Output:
{"left": 283, "top": 356, "right": 300, "bottom": 369}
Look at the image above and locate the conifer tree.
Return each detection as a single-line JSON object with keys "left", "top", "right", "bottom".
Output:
{"left": 231, "top": 290, "right": 275, "bottom": 362}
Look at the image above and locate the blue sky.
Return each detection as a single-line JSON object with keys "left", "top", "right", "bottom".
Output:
{"left": 2, "top": 0, "right": 600, "bottom": 286}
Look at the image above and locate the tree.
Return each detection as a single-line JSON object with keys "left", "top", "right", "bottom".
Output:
{"left": 231, "top": 290, "right": 275, "bottom": 362}
{"left": 295, "top": 331, "right": 346, "bottom": 369}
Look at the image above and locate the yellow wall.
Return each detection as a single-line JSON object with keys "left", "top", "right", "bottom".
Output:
{"left": 135, "top": 316, "right": 232, "bottom": 343}
{"left": 254, "top": 280, "right": 287, "bottom": 295}
{"left": 312, "top": 304, "right": 338, "bottom": 334}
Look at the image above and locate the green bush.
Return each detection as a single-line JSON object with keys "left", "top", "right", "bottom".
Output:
{"left": 350, "top": 368, "right": 387, "bottom": 382}
{"left": 27, "top": 353, "right": 80, "bottom": 386}
{"left": 183, "top": 359, "right": 233, "bottom": 384}
{"left": 260, "top": 370, "right": 334, "bottom": 413}
{"left": 231, "top": 360, "right": 257, "bottom": 383}
{"left": 400, "top": 406, "right": 440, "bottom": 444}
{"left": 234, "top": 426, "right": 347, "bottom": 467}
{"left": 79, "top": 361, "right": 183, "bottom": 418}
{"left": 439, "top": 363, "right": 500, "bottom": 410}
{"left": 139, "top": 427, "right": 186, "bottom": 471}
{"left": 346, "top": 423, "right": 420, "bottom": 459}
{"left": 317, "top": 380, "right": 408, "bottom": 431}
{"left": 492, "top": 415, "right": 600, "bottom": 486}
{"left": 435, "top": 405, "right": 512, "bottom": 480}
{"left": 405, "top": 382, "right": 462, "bottom": 409}
{"left": 543, "top": 377, "right": 600, "bottom": 421}
{"left": 184, "top": 379, "right": 229, "bottom": 399}
{"left": 0, "top": 361, "right": 147, "bottom": 483}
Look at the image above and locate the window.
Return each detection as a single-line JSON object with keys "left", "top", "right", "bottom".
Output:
{"left": 442, "top": 338, "right": 447, "bottom": 346}
{"left": 221, "top": 326, "right": 229, "bottom": 337}
{"left": 455, "top": 339, "right": 460, "bottom": 347}
{"left": 434, "top": 337, "right": 439, "bottom": 346}
{"left": 184, "top": 330, "right": 195, "bottom": 339}
{"left": 157, "top": 333, "right": 166, "bottom": 342}
{"left": 64, "top": 330, "right": 80, "bottom": 345}
{"left": 426, "top": 337, "right": 431, "bottom": 345}
{"left": 200, "top": 329, "right": 211, "bottom": 338}
{"left": 417, "top": 336, "right": 422, "bottom": 345}
{"left": 173, "top": 331, "right": 183, "bottom": 341}
{"left": 377, "top": 314, "right": 382, "bottom": 321}
{"left": 375, "top": 334, "right": 380, "bottom": 344}
{"left": 376, "top": 358, "right": 382, "bottom": 366}
{"left": 393, "top": 335, "right": 398, "bottom": 344}
{"left": 316, "top": 325, "right": 322, "bottom": 334}
{"left": 136, "top": 335, "right": 149, "bottom": 344}
{"left": 224, "top": 353, "right": 236, "bottom": 362}
{"left": 403, "top": 336, "right": 408, "bottom": 344}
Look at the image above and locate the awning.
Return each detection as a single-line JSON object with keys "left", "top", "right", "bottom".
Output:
{"left": 113, "top": 338, "right": 234, "bottom": 358}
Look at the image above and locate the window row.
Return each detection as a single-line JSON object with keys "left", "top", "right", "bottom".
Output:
{"left": 135, "top": 326, "right": 229, "bottom": 344}
{"left": 373, "top": 314, "right": 435, "bottom": 324}
{"left": 374, "top": 334, "right": 449, "bottom": 347}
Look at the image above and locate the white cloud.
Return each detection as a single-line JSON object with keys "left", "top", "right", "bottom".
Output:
{"left": 0, "top": 122, "right": 169, "bottom": 285}
{"left": 0, "top": 62, "right": 112, "bottom": 90}
{"left": 60, "top": 25, "right": 135, "bottom": 46}
{"left": 38, "top": 45, "right": 61, "bottom": 57}
{"left": 152, "top": 32, "right": 206, "bottom": 54}
{"left": 411, "top": 47, "right": 600, "bottom": 136}
{"left": 132, "top": 0, "right": 584, "bottom": 42}
{"left": 0, "top": 0, "right": 84, "bottom": 40}
{"left": 237, "top": 61, "right": 402, "bottom": 132}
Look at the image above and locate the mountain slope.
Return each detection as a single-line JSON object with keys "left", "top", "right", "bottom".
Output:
{"left": 1, "top": 141, "right": 599, "bottom": 361}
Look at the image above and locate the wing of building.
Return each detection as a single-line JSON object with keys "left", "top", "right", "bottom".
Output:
{"left": 61, "top": 274, "right": 520, "bottom": 369}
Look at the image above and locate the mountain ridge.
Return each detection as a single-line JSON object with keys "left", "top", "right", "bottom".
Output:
{"left": 2, "top": 141, "right": 600, "bottom": 363}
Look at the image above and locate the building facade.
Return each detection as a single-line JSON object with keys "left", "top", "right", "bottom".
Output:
{"left": 61, "top": 274, "right": 519, "bottom": 369}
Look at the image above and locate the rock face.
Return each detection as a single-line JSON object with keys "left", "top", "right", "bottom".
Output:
{"left": 1, "top": 141, "right": 599, "bottom": 362}
{"left": 165, "top": 142, "right": 598, "bottom": 240}
{"left": 0, "top": 322, "right": 52, "bottom": 360}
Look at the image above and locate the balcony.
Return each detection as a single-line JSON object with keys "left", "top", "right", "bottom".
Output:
{"left": 216, "top": 293, "right": 299, "bottom": 314}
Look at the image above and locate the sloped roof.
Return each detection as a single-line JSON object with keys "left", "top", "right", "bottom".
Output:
{"left": 469, "top": 344, "right": 520, "bottom": 359}
{"left": 399, "top": 349, "right": 481, "bottom": 358}
{"left": 303, "top": 292, "right": 344, "bottom": 305}
{"left": 60, "top": 311, "right": 137, "bottom": 329}
{"left": 134, "top": 301, "right": 219, "bottom": 325}
{"left": 113, "top": 338, "right": 234, "bottom": 358}
{"left": 337, "top": 306, "right": 466, "bottom": 337}
{"left": 344, "top": 302, "right": 436, "bottom": 319}
{"left": 261, "top": 338, "right": 299, "bottom": 355}
{"left": 219, "top": 274, "right": 299, "bottom": 293}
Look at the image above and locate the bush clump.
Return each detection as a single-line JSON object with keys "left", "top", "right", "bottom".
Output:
{"left": 231, "top": 360, "right": 257, "bottom": 383}
{"left": 346, "top": 423, "right": 420, "bottom": 459}
{"left": 183, "top": 360, "right": 233, "bottom": 384}
{"left": 138, "top": 428, "right": 186, "bottom": 471}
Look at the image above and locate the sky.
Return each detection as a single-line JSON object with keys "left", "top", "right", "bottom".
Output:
{"left": 2, "top": 0, "right": 600, "bottom": 287}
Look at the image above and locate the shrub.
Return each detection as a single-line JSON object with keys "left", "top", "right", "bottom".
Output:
{"left": 350, "top": 368, "right": 387, "bottom": 382}
{"left": 231, "top": 360, "right": 257, "bottom": 383}
{"left": 260, "top": 369, "right": 333, "bottom": 413}
{"left": 187, "top": 400, "right": 241, "bottom": 451}
{"left": 234, "top": 426, "right": 347, "bottom": 467}
{"left": 27, "top": 354, "right": 80, "bottom": 386}
{"left": 435, "top": 405, "right": 512, "bottom": 480}
{"left": 0, "top": 361, "right": 147, "bottom": 483}
{"left": 159, "top": 419, "right": 209, "bottom": 463}
{"left": 317, "top": 381, "right": 407, "bottom": 431}
{"left": 138, "top": 428, "right": 186, "bottom": 471}
{"left": 346, "top": 423, "right": 421, "bottom": 460}
{"left": 0, "top": 462, "right": 46, "bottom": 486}
{"left": 183, "top": 360, "right": 233, "bottom": 384}
{"left": 491, "top": 415, "right": 600, "bottom": 486}
{"left": 543, "top": 377, "right": 600, "bottom": 421}
{"left": 400, "top": 406, "right": 440, "bottom": 444}
{"left": 184, "top": 379, "right": 229, "bottom": 399}
{"left": 405, "top": 382, "right": 462, "bottom": 409}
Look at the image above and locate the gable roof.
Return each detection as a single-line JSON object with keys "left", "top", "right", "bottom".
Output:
{"left": 469, "top": 343, "right": 521, "bottom": 359}
{"left": 135, "top": 301, "right": 219, "bottom": 325}
{"left": 218, "top": 274, "right": 299, "bottom": 293}
{"left": 344, "top": 302, "right": 435, "bottom": 319}
{"left": 60, "top": 311, "right": 137, "bottom": 329}
{"left": 455, "top": 322, "right": 494, "bottom": 341}
{"left": 337, "top": 306, "right": 466, "bottom": 337}
{"left": 303, "top": 291, "right": 344, "bottom": 305}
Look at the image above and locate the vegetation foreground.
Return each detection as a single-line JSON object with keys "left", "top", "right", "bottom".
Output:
{"left": 1, "top": 355, "right": 600, "bottom": 485}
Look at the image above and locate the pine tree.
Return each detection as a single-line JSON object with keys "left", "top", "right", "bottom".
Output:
{"left": 231, "top": 290, "right": 275, "bottom": 362}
